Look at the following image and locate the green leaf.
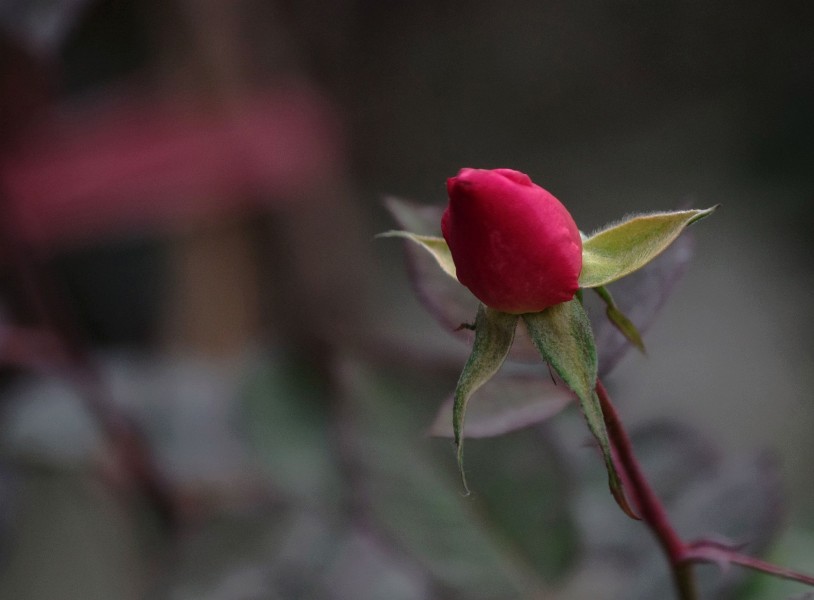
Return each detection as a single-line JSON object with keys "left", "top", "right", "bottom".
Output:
{"left": 522, "top": 301, "right": 635, "bottom": 519}
{"left": 579, "top": 207, "right": 718, "bottom": 288}
{"left": 377, "top": 231, "right": 457, "bottom": 280}
{"left": 593, "top": 285, "right": 646, "bottom": 354}
{"left": 453, "top": 305, "right": 519, "bottom": 493}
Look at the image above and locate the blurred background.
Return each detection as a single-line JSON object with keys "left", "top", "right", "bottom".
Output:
{"left": 0, "top": 1, "right": 813, "bottom": 598}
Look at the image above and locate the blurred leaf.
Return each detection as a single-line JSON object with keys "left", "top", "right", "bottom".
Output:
{"left": 0, "top": 376, "right": 102, "bottom": 465}
{"left": 339, "top": 360, "right": 541, "bottom": 598}
{"left": 164, "top": 476, "right": 429, "bottom": 599}
{"left": 0, "top": 468, "right": 140, "bottom": 600}
{"left": 429, "top": 373, "right": 573, "bottom": 438}
{"left": 615, "top": 421, "right": 719, "bottom": 505}
{"left": 629, "top": 452, "right": 784, "bottom": 600}
{"left": 406, "top": 242, "right": 480, "bottom": 345}
{"left": 167, "top": 511, "right": 289, "bottom": 599}
{"left": 464, "top": 428, "right": 579, "bottom": 582}
{"left": 579, "top": 207, "right": 716, "bottom": 288}
{"left": 383, "top": 196, "right": 445, "bottom": 236}
{"left": 242, "top": 360, "right": 340, "bottom": 504}
{"left": 106, "top": 356, "right": 259, "bottom": 490}
{"left": 385, "top": 198, "right": 478, "bottom": 335}
{"left": 174, "top": 511, "right": 429, "bottom": 600}
{"left": 562, "top": 411, "right": 786, "bottom": 600}
{"left": 452, "top": 306, "right": 519, "bottom": 493}
{"left": 522, "top": 302, "right": 633, "bottom": 519}
{"left": 321, "top": 530, "right": 430, "bottom": 600}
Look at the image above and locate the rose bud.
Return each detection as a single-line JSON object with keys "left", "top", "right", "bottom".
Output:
{"left": 441, "top": 168, "right": 582, "bottom": 314}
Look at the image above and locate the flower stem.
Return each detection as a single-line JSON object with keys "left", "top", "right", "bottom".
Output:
{"left": 595, "top": 378, "right": 814, "bottom": 597}
{"left": 595, "top": 379, "right": 697, "bottom": 600}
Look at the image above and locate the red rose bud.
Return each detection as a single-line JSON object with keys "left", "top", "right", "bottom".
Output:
{"left": 442, "top": 168, "right": 582, "bottom": 314}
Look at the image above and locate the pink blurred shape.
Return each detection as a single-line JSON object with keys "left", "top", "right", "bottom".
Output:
{"left": 1, "top": 82, "right": 343, "bottom": 250}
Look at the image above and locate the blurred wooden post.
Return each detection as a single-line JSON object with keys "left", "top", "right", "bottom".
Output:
{"left": 162, "top": 218, "right": 261, "bottom": 357}
{"left": 153, "top": 0, "right": 267, "bottom": 358}
{"left": 150, "top": 0, "right": 364, "bottom": 358}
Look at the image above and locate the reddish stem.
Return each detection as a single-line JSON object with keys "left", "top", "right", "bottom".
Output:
{"left": 596, "top": 378, "right": 814, "bottom": 598}
{"left": 596, "top": 379, "right": 697, "bottom": 599}
{"left": 684, "top": 540, "right": 814, "bottom": 586}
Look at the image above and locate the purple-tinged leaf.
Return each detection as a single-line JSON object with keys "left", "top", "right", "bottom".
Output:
{"left": 684, "top": 540, "right": 814, "bottom": 587}
{"left": 383, "top": 197, "right": 540, "bottom": 362}
{"left": 590, "top": 230, "right": 695, "bottom": 375}
{"left": 428, "top": 374, "right": 573, "bottom": 438}
{"left": 569, "top": 416, "right": 786, "bottom": 599}
{"left": 383, "top": 196, "right": 444, "bottom": 236}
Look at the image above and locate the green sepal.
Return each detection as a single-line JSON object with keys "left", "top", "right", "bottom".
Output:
{"left": 377, "top": 231, "right": 456, "bottom": 279}
{"left": 522, "top": 300, "right": 637, "bottom": 519}
{"left": 579, "top": 206, "right": 718, "bottom": 288}
{"left": 452, "top": 304, "right": 519, "bottom": 494}
{"left": 593, "top": 285, "right": 646, "bottom": 354}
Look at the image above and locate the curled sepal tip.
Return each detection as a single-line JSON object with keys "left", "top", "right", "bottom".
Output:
{"left": 579, "top": 206, "right": 718, "bottom": 289}
{"left": 522, "top": 300, "right": 638, "bottom": 519}
{"left": 452, "top": 304, "right": 519, "bottom": 494}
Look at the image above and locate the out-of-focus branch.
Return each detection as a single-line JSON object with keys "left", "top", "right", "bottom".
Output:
{"left": 0, "top": 189, "right": 177, "bottom": 530}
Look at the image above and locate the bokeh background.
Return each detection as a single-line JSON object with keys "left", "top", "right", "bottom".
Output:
{"left": 1, "top": 1, "right": 813, "bottom": 598}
